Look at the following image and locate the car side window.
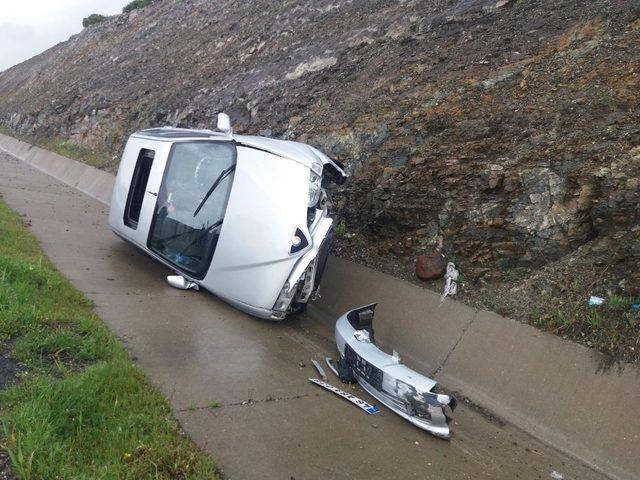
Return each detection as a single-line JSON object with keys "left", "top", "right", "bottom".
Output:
{"left": 124, "top": 148, "right": 155, "bottom": 229}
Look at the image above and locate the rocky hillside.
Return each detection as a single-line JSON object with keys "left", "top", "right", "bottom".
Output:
{"left": 1, "top": 0, "right": 638, "bottom": 358}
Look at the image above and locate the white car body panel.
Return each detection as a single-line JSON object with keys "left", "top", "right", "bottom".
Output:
{"left": 109, "top": 137, "right": 171, "bottom": 247}
{"left": 202, "top": 146, "right": 310, "bottom": 309}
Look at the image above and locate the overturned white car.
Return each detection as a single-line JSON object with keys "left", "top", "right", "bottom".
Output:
{"left": 109, "top": 114, "right": 346, "bottom": 319}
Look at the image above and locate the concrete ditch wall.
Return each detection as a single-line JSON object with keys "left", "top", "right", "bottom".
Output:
{"left": 1, "top": 133, "right": 638, "bottom": 480}
{"left": 0, "top": 134, "right": 114, "bottom": 204}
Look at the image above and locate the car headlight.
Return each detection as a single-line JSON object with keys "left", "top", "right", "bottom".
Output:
{"left": 272, "top": 281, "right": 297, "bottom": 318}
{"left": 308, "top": 171, "right": 322, "bottom": 207}
{"left": 308, "top": 159, "right": 323, "bottom": 207}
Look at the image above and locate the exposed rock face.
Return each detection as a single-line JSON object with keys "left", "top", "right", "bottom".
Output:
{"left": 0, "top": 0, "right": 638, "bottom": 288}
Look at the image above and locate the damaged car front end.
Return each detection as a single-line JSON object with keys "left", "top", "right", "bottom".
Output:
{"left": 335, "top": 304, "right": 457, "bottom": 439}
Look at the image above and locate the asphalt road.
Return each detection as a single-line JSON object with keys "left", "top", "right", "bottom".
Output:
{"left": 0, "top": 152, "right": 606, "bottom": 480}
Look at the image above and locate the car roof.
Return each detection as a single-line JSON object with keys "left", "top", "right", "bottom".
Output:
{"left": 131, "top": 127, "right": 322, "bottom": 167}
{"left": 132, "top": 127, "right": 229, "bottom": 140}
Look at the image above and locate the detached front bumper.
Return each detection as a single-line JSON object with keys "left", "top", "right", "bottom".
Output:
{"left": 335, "top": 304, "right": 456, "bottom": 439}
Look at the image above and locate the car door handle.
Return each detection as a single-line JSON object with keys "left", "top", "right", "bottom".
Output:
{"left": 147, "top": 191, "right": 158, "bottom": 196}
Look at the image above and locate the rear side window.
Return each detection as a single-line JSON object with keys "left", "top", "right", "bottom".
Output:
{"left": 124, "top": 148, "right": 155, "bottom": 229}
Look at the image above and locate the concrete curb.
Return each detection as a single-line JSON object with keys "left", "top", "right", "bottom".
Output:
{"left": 0, "top": 133, "right": 114, "bottom": 205}
{"left": 1, "top": 133, "right": 637, "bottom": 480}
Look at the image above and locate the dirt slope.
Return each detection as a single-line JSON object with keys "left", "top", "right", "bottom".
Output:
{"left": 0, "top": 0, "right": 638, "bottom": 359}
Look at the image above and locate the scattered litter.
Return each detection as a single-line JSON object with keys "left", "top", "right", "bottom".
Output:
{"left": 311, "top": 359, "right": 327, "bottom": 380}
{"left": 549, "top": 470, "right": 564, "bottom": 480}
{"left": 309, "top": 378, "right": 379, "bottom": 415}
{"left": 334, "top": 304, "right": 457, "bottom": 439}
{"left": 588, "top": 295, "right": 605, "bottom": 306}
{"left": 632, "top": 304, "right": 640, "bottom": 312}
{"left": 325, "top": 357, "right": 339, "bottom": 377}
{"left": 440, "top": 262, "right": 459, "bottom": 301}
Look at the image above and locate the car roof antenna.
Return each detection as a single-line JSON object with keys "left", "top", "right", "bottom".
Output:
{"left": 217, "top": 112, "right": 233, "bottom": 136}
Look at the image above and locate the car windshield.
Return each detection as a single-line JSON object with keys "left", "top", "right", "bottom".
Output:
{"left": 148, "top": 141, "right": 236, "bottom": 277}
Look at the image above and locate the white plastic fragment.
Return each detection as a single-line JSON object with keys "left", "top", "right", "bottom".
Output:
{"left": 441, "top": 262, "right": 459, "bottom": 301}
{"left": 311, "top": 359, "right": 327, "bottom": 380}
{"left": 549, "top": 471, "right": 564, "bottom": 480}
{"left": 325, "top": 357, "right": 339, "bottom": 377}
{"left": 588, "top": 295, "right": 605, "bottom": 306}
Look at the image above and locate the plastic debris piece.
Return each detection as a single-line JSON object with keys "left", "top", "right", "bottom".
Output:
{"left": 309, "top": 378, "right": 379, "bottom": 414}
{"left": 325, "top": 357, "right": 339, "bottom": 377}
{"left": 549, "top": 471, "right": 564, "bottom": 480}
{"left": 631, "top": 304, "right": 640, "bottom": 312}
{"left": 311, "top": 359, "right": 327, "bottom": 380}
{"left": 588, "top": 296, "right": 605, "bottom": 306}
{"left": 440, "top": 262, "right": 459, "bottom": 301}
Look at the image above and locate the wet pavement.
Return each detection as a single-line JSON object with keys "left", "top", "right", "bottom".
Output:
{"left": 0, "top": 152, "right": 607, "bottom": 479}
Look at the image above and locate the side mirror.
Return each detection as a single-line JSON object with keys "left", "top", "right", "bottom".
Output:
{"left": 167, "top": 275, "right": 199, "bottom": 291}
{"left": 217, "top": 112, "right": 232, "bottom": 135}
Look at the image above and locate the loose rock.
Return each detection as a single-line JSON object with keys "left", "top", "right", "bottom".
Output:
{"left": 416, "top": 252, "right": 447, "bottom": 281}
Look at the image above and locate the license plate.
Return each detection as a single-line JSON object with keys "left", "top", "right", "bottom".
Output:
{"left": 309, "top": 378, "right": 379, "bottom": 415}
{"left": 345, "top": 343, "right": 384, "bottom": 391}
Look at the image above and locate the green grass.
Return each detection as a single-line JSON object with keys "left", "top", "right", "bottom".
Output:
{"left": 530, "top": 292, "right": 639, "bottom": 361}
{"left": 44, "top": 138, "right": 112, "bottom": 171}
{"left": 123, "top": 0, "right": 154, "bottom": 13}
{"left": 0, "top": 199, "right": 218, "bottom": 479}
{"left": 82, "top": 13, "right": 108, "bottom": 28}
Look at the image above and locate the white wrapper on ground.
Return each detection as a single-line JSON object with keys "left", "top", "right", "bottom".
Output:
{"left": 441, "top": 262, "right": 459, "bottom": 301}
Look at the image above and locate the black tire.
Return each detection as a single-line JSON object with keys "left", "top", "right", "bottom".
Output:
{"left": 314, "top": 227, "right": 333, "bottom": 287}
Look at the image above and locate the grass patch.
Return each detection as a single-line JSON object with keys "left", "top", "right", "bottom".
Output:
{"left": 0, "top": 125, "right": 113, "bottom": 172}
{"left": 82, "top": 13, "right": 108, "bottom": 28}
{"left": 0, "top": 199, "right": 218, "bottom": 479}
{"left": 123, "top": 0, "right": 154, "bottom": 13}
{"left": 44, "top": 138, "right": 112, "bottom": 171}
{"left": 479, "top": 267, "right": 640, "bottom": 364}
{"left": 543, "top": 294, "right": 639, "bottom": 355}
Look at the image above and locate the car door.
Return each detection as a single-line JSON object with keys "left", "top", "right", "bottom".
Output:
{"left": 109, "top": 137, "right": 170, "bottom": 248}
